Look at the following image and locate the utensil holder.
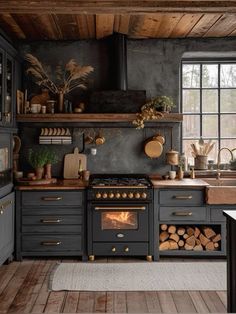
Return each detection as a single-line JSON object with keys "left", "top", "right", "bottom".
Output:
{"left": 194, "top": 155, "right": 208, "bottom": 170}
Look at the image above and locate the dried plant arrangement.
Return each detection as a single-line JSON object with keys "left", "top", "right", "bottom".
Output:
{"left": 25, "top": 54, "right": 94, "bottom": 95}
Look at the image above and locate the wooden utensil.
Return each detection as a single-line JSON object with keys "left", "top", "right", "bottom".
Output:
{"left": 63, "top": 147, "right": 87, "bottom": 179}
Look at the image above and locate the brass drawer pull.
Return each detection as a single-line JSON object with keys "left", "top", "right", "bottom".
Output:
{"left": 41, "top": 197, "right": 62, "bottom": 201}
{"left": 0, "top": 210, "right": 3, "bottom": 215}
{"left": 174, "top": 195, "right": 193, "bottom": 200}
{"left": 40, "top": 219, "right": 62, "bottom": 224}
{"left": 173, "top": 211, "right": 193, "bottom": 216}
{"left": 94, "top": 206, "right": 146, "bottom": 211}
{"left": 0, "top": 200, "right": 13, "bottom": 210}
{"left": 41, "top": 241, "right": 62, "bottom": 246}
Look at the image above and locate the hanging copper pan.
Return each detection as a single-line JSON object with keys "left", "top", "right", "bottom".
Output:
{"left": 144, "top": 135, "right": 164, "bottom": 158}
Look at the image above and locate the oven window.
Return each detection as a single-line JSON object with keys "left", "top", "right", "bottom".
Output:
{"left": 101, "top": 211, "right": 138, "bottom": 230}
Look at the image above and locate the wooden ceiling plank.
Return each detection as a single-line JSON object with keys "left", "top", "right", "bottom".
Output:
{"left": 0, "top": 14, "right": 26, "bottom": 39}
{"left": 114, "top": 14, "right": 130, "bottom": 34}
{"left": 75, "top": 14, "right": 95, "bottom": 39}
{"left": 27, "top": 14, "right": 59, "bottom": 40}
{"left": 2, "top": 1, "right": 236, "bottom": 14}
{"left": 155, "top": 13, "right": 183, "bottom": 38}
{"left": 96, "top": 14, "right": 115, "bottom": 39}
{"left": 138, "top": 14, "right": 163, "bottom": 37}
{"left": 53, "top": 14, "right": 79, "bottom": 40}
{"left": 187, "top": 13, "right": 223, "bottom": 37}
{"left": 11, "top": 13, "right": 44, "bottom": 40}
{"left": 170, "top": 13, "right": 203, "bottom": 37}
{"left": 204, "top": 13, "right": 236, "bottom": 37}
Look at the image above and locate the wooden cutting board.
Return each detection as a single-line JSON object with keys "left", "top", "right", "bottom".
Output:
{"left": 63, "top": 147, "right": 87, "bottom": 179}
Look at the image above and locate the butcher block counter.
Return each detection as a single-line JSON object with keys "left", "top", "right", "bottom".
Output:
{"left": 15, "top": 179, "right": 88, "bottom": 190}
{"left": 150, "top": 178, "right": 209, "bottom": 188}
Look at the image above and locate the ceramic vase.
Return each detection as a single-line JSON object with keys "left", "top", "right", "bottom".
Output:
{"left": 45, "top": 163, "right": 52, "bottom": 179}
{"left": 35, "top": 167, "right": 44, "bottom": 180}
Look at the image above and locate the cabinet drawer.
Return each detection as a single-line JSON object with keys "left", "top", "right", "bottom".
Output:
{"left": 210, "top": 208, "right": 226, "bottom": 222}
{"left": 22, "top": 235, "right": 82, "bottom": 252}
{"left": 159, "top": 190, "right": 204, "bottom": 206}
{"left": 22, "top": 207, "right": 82, "bottom": 215}
{"left": 93, "top": 242, "right": 149, "bottom": 256}
{"left": 22, "top": 191, "right": 83, "bottom": 207}
{"left": 159, "top": 206, "right": 207, "bottom": 221}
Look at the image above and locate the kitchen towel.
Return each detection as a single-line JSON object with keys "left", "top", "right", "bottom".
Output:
{"left": 51, "top": 261, "right": 226, "bottom": 291}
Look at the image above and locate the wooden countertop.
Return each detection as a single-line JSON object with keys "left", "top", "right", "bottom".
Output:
{"left": 15, "top": 179, "right": 88, "bottom": 190}
{"left": 151, "top": 178, "right": 209, "bottom": 188}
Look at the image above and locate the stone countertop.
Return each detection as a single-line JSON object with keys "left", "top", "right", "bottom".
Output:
{"left": 223, "top": 210, "right": 236, "bottom": 220}
{"left": 15, "top": 179, "right": 88, "bottom": 190}
{"left": 150, "top": 178, "right": 209, "bottom": 188}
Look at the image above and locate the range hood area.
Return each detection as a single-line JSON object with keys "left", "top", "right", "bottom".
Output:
{"left": 88, "top": 34, "right": 146, "bottom": 113}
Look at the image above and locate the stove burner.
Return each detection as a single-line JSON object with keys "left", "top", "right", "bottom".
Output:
{"left": 90, "top": 175, "right": 151, "bottom": 187}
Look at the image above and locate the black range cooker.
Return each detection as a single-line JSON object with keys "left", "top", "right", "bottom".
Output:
{"left": 87, "top": 174, "right": 156, "bottom": 261}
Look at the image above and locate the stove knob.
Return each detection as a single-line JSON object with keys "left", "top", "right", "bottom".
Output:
{"left": 128, "top": 192, "right": 134, "bottom": 199}
{"left": 135, "top": 192, "right": 141, "bottom": 199}
{"left": 141, "top": 192, "right": 147, "bottom": 199}
{"left": 109, "top": 192, "right": 114, "bottom": 199}
{"left": 122, "top": 192, "right": 127, "bottom": 198}
{"left": 111, "top": 247, "right": 116, "bottom": 252}
{"left": 115, "top": 193, "right": 121, "bottom": 199}
{"left": 124, "top": 247, "right": 129, "bottom": 252}
{"left": 102, "top": 193, "right": 108, "bottom": 199}
{"left": 96, "top": 193, "right": 101, "bottom": 199}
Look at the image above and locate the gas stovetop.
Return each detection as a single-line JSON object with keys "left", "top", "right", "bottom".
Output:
{"left": 89, "top": 174, "right": 152, "bottom": 188}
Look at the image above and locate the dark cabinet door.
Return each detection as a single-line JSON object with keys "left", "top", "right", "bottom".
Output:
{"left": 0, "top": 48, "right": 3, "bottom": 126}
{"left": 4, "top": 54, "right": 14, "bottom": 126}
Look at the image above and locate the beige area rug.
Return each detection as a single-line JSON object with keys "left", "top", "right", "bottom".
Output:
{"left": 51, "top": 262, "right": 226, "bottom": 291}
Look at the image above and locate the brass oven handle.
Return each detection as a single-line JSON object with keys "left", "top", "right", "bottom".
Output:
{"left": 41, "top": 197, "right": 63, "bottom": 201}
{"left": 173, "top": 195, "right": 193, "bottom": 200}
{"left": 94, "top": 206, "right": 146, "bottom": 211}
{"left": 41, "top": 241, "right": 62, "bottom": 246}
{"left": 173, "top": 211, "right": 193, "bottom": 216}
{"left": 0, "top": 200, "right": 13, "bottom": 210}
{"left": 40, "top": 219, "right": 62, "bottom": 224}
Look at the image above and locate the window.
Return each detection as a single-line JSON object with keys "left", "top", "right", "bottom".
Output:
{"left": 181, "top": 61, "right": 236, "bottom": 164}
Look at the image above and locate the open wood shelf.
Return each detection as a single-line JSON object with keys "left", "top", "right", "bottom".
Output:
{"left": 16, "top": 113, "right": 183, "bottom": 123}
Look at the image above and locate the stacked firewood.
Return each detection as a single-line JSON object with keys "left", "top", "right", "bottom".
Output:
{"left": 159, "top": 224, "right": 221, "bottom": 251}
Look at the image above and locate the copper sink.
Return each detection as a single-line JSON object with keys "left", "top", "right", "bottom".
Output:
{"left": 204, "top": 178, "right": 236, "bottom": 186}
{"left": 205, "top": 178, "right": 236, "bottom": 204}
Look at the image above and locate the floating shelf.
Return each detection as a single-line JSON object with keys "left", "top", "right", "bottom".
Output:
{"left": 16, "top": 113, "right": 183, "bottom": 123}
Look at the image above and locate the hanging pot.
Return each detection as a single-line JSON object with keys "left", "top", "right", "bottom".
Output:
{"left": 144, "top": 135, "right": 164, "bottom": 158}
{"left": 166, "top": 149, "right": 179, "bottom": 165}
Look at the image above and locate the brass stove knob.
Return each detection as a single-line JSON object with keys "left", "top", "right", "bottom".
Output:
{"left": 135, "top": 192, "right": 141, "bottom": 199}
{"left": 141, "top": 192, "right": 147, "bottom": 199}
{"left": 115, "top": 192, "right": 121, "bottom": 199}
{"left": 111, "top": 247, "right": 116, "bottom": 252}
{"left": 96, "top": 193, "right": 101, "bottom": 199}
{"left": 102, "top": 193, "right": 108, "bottom": 199}
{"left": 109, "top": 192, "right": 114, "bottom": 199}
{"left": 122, "top": 192, "right": 127, "bottom": 198}
{"left": 128, "top": 192, "right": 134, "bottom": 199}
{"left": 124, "top": 247, "right": 129, "bottom": 252}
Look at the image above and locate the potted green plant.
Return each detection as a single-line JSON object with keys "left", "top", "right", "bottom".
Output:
{"left": 44, "top": 149, "right": 59, "bottom": 179}
{"left": 28, "top": 148, "right": 48, "bottom": 180}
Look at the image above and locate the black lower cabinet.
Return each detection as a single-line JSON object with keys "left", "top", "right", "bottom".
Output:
{"left": 16, "top": 190, "right": 86, "bottom": 260}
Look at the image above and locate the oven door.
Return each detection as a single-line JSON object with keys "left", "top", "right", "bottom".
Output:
{"left": 92, "top": 203, "right": 149, "bottom": 242}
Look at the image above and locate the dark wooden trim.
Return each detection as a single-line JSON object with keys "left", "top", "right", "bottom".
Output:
{"left": 16, "top": 113, "right": 183, "bottom": 123}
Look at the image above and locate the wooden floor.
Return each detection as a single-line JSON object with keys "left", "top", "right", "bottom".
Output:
{"left": 0, "top": 258, "right": 227, "bottom": 313}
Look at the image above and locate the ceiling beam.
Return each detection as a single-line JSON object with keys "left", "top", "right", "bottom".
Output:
{"left": 2, "top": 1, "right": 236, "bottom": 14}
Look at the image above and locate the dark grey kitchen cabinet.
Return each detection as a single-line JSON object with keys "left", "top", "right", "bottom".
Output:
{"left": 0, "top": 192, "right": 14, "bottom": 265}
{"left": 16, "top": 190, "right": 86, "bottom": 260}
{"left": 155, "top": 188, "right": 227, "bottom": 258}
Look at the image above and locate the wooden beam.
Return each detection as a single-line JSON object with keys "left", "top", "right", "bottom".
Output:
{"left": 96, "top": 14, "right": 114, "bottom": 39}
{"left": 75, "top": 14, "right": 96, "bottom": 39}
{"left": 187, "top": 13, "right": 222, "bottom": 37}
{"left": 114, "top": 14, "right": 130, "bottom": 34}
{"left": 204, "top": 13, "right": 236, "bottom": 36}
{"left": 170, "top": 13, "right": 203, "bottom": 37}
{"left": 1, "top": 1, "right": 236, "bottom": 14}
{"left": 0, "top": 14, "right": 26, "bottom": 39}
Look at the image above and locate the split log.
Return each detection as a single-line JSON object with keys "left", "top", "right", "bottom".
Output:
{"left": 214, "top": 242, "right": 219, "bottom": 249}
{"left": 160, "top": 231, "right": 169, "bottom": 242}
{"left": 195, "top": 238, "right": 201, "bottom": 245}
{"left": 178, "top": 240, "right": 185, "bottom": 247}
{"left": 186, "top": 235, "right": 196, "bottom": 247}
{"left": 194, "top": 227, "right": 201, "bottom": 238}
{"left": 203, "top": 227, "right": 216, "bottom": 239}
{"left": 184, "top": 243, "right": 194, "bottom": 250}
{"left": 186, "top": 227, "right": 195, "bottom": 236}
{"left": 183, "top": 233, "right": 189, "bottom": 239}
{"left": 160, "top": 224, "right": 168, "bottom": 231}
{"left": 205, "top": 241, "right": 215, "bottom": 251}
{"left": 212, "top": 234, "right": 221, "bottom": 243}
{"left": 168, "top": 240, "right": 178, "bottom": 250}
{"left": 193, "top": 244, "right": 203, "bottom": 251}
{"left": 177, "top": 227, "right": 185, "bottom": 236}
{"left": 169, "top": 233, "right": 180, "bottom": 243}
{"left": 159, "top": 241, "right": 170, "bottom": 251}
{"left": 168, "top": 225, "right": 176, "bottom": 234}
{"left": 199, "top": 233, "right": 210, "bottom": 246}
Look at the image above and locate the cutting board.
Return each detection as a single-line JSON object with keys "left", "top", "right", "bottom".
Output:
{"left": 63, "top": 148, "right": 87, "bottom": 179}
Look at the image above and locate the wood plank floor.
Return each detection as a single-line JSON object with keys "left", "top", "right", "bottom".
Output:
{"left": 0, "top": 258, "right": 227, "bottom": 313}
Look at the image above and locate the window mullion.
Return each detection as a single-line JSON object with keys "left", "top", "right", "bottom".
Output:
{"left": 200, "top": 64, "right": 202, "bottom": 138}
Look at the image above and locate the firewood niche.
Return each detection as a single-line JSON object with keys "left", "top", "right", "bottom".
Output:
{"left": 159, "top": 224, "right": 221, "bottom": 252}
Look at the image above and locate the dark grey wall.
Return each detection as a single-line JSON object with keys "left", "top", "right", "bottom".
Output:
{"left": 18, "top": 37, "right": 236, "bottom": 175}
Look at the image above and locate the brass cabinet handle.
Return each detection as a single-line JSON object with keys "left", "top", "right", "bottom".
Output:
{"left": 40, "top": 219, "right": 62, "bottom": 224}
{"left": 173, "top": 211, "right": 193, "bottom": 216}
{"left": 94, "top": 206, "right": 146, "bottom": 211}
{"left": 174, "top": 195, "right": 193, "bottom": 200}
{"left": 41, "top": 197, "right": 62, "bottom": 201}
{"left": 111, "top": 247, "right": 116, "bottom": 252}
{"left": 0, "top": 210, "right": 3, "bottom": 215}
{"left": 0, "top": 200, "right": 13, "bottom": 210}
{"left": 41, "top": 241, "right": 62, "bottom": 246}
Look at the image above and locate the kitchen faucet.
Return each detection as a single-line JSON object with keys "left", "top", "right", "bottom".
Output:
{"left": 216, "top": 147, "right": 234, "bottom": 179}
